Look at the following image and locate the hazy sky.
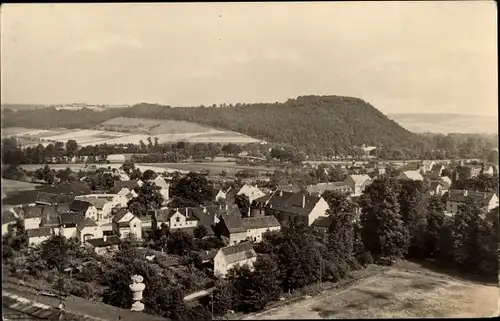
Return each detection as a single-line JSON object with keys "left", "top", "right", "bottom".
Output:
{"left": 1, "top": 1, "right": 497, "bottom": 115}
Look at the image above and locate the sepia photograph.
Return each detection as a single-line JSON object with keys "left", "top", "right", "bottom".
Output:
{"left": 1, "top": 1, "right": 498, "bottom": 320}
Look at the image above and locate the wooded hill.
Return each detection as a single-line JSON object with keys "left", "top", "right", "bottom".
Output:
{"left": 2, "top": 95, "right": 430, "bottom": 156}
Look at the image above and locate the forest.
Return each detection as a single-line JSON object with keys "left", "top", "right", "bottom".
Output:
{"left": 2, "top": 96, "right": 498, "bottom": 160}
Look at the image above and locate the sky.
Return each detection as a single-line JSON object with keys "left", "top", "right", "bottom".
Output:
{"left": 0, "top": 1, "right": 497, "bottom": 115}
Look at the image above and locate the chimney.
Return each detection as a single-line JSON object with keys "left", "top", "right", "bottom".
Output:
{"left": 225, "top": 204, "right": 228, "bottom": 210}
{"left": 463, "top": 190, "right": 468, "bottom": 197}
{"left": 103, "top": 235, "right": 107, "bottom": 242}
{"left": 302, "top": 194, "right": 306, "bottom": 208}
{"left": 185, "top": 208, "right": 189, "bottom": 218}
{"left": 279, "top": 190, "right": 283, "bottom": 197}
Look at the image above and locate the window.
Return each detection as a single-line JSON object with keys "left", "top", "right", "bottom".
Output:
{"left": 176, "top": 217, "right": 180, "bottom": 222}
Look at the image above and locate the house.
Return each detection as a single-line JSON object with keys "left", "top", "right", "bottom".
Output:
{"left": 117, "top": 187, "right": 138, "bottom": 202}
{"left": 250, "top": 190, "right": 295, "bottom": 217}
{"left": 69, "top": 200, "right": 99, "bottom": 221}
{"left": 213, "top": 242, "right": 257, "bottom": 278}
{"left": 429, "top": 181, "right": 444, "bottom": 197}
{"left": 79, "top": 197, "right": 114, "bottom": 221}
{"left": 440, "top": 176, "right": 452, "bottom": 189}
{"left": 445, "top": 189, "right": 499, "bottom": 215}
{"left": 214, "top": 213, "right": 247, "bottom": 246}
{"left": 77, "top": 217, "right": 103, "bottom": 242}
{"left": 58, "top": 212, "right": 86, "bottom": 239}
{"left": 344, "top": 175, "right": 372, "bottom": 196}
{"left": 311, "top": 216, "right": 331, "bottom": 233}
{"left": 27, "top": 228, "right": 52, "bottom": 245}
{"left": 75, "top": 193, "right": 128, "bottom": 209}
{"left": 85, "top": 235, "right": 122, "bottom": 255}
{"left": 242, "top": 216, "right": 281, "bottom": 243}
{"left": 237, "top": 184, "right": 266, "bottom": 204}
{"left": 398, "top": 170, "right": 424, "bottom": 181}
{"left": 272, "top": 193, "right": 330, "bottom": 227}
{"left": 482, "top": 165, "right": 495, "bottom": 176}
{"left": 112, "top": 209, "right": 142, "bottom": 240}
{"left": 2, "top": 210, "right": 18, "bottom": 235}
{"left": 19, "top": 206, "right": 44, "bottom": 230}
{"left": 169, "top": 208, "right": 199, "bottom": 230}
{"left": 113, "top": 180, "right": 143, "bottom": 193}
{"left": 150, "top": 176, "right": 170, "bottom": 204}
{"left": 430, "top": 164, "right": 445, "bottom": 178}
{"left": 306, "top": 182, "right": 353, "bottom": 196}
{"left": 215, "top": 187, "right": 233, "bottom": 203}
{"left": 420, "top": 160, "right": 436, "bottom": 174}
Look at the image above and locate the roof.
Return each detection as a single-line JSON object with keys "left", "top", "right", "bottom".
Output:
{"left": 431, "top": 164, "right": 444, "bottom": 171}
{"left": 237, "top": 184, "right": 265, "bottom": 199}
{"left": 27, "top": 227, "right": 52, "bottom": 238}
{"left": 275, "top": 192, "right": 322, "bottom": 216}
{"left": 77, "top": 217, "right": 99, "bottom": 231}
{"left": 220, "top": 214, "right": 246, "bottom": 233}
{"left": 81, "top": 198, "right": 108, "bottom": 210}
{"left": 151, "top": 178, "right": 169, "bottom": 189}
{"left": 400, "top": 170, "right": 424, "bottom": 181}
{"left": 198, "top": 249, "right": 218, "bottom": 261}
{"left": 43, "top": 182, "right": 92, "bottom": 195}
{"left": 86, "top": 235, "right": 121, "bottom": 247}
{"left": 264, "top": 190, "right": 296, "bottom": 210}
{"left": 155, "top": 208, "right": 171, "bottom": 222}
{"left": 277, "top": 184, "right": 301, "bottom": 193}
{"left": 429, "top": 180, "right": 443, "bottom": 190}
{"left": 60, "top": 212, "right": 85, "bottom": 226}
{"left": 23, "top": 205, "right": 44, "bottom": 219}
{"left": 40, "top": 214, "right": 61, "bottom": 227}
{"left": 2, "top": 210, "right": 18, "bottom": 225}
{"left": 70, "top": 200, "right": 93, "bottom": 213}
{"left": 347, "top": 174, "right": 372, "bottom": 185}
{"left": 242, "top": 215, "right": 281, "bottom": 230}
{"left": 220, "top": 242, "right": 257, "bottom": 264}
{"left": 306, "top": 182, "right": 352, "bottom": 195}
{"left": 114, "top": 180, "right": 140, "bottom": 191}
{"left": 447, "top": 189, "right": 496, "bottom": 206}
{"left": 311, "top": 216, "right": 331, "bottom": 229}
{"left": 113, "top": 208, "right": 134, "bottom": 223}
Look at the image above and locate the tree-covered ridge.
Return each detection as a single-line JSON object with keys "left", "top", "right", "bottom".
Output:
{"left": 2, "top": 95, "right": 497, "bottom": 159}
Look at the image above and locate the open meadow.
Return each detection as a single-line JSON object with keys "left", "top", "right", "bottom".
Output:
{"left": 241, "top": 261, "right": 499, "bottom": 319}
{"left": 1, "top": 178, "right": 43, "bottom": 194}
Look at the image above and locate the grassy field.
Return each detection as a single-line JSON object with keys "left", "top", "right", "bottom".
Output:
{"left": 1, "top": 179, "right": 43, "bottom": 193}
{"left": 241, "top": 261, "right": 499, "bottom": 319}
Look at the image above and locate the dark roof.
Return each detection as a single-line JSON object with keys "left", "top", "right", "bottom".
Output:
{"left": 2, "top": 190, "right": 39, "bottom": 206}
{"left": 431, "top": 164, "right": 444, "bottom": 171}
{"left": 60, "top": 212, "right": 86, "bottom": 227}
{"left": 36, "top": 191, "right": 75, "bottom": 205}
{"left": 27, "top": 227, "right": 52, "bottom": 238}
{"left": 70, "top": 200, "right": 92, "bottom": 213}
{"left": 191, "top": 207, "right": 217, "bottom": 227}
{"left": 198, "top": 249, "right": 218, "bottom": 261}
{"left": 220, "top": 242, "right": 256, "bottom": 264}
{"left": 447, "top": 189, "right": 496, "bottom": 206}
{"left": 155, "top": 208, "right": 172, "bottom": 222}
{"left": 77, "top": 217, "right": 99, "bottom": 231}
{"left": 243, "top": 216, "right": 281, "bottom": 229}
{"left": 275, "top": 192, "right": 322, "bottom": 216}
{"left": 429, "top": 180, "right": 443, "bottom": 190}
{"left": 86, "top": 235, "right": 121, "bottom": 247}
{"left": 311, "top": 216, "right": 331, "bottom": 229}
{"left": 113, "top": 208, "right": 134, "bottom": 222}
{"left": 22, "top": 205, "right": 44, "bottom": 219}
{"left": 220, "top": 214, "right": 246, "bottom": 233}
{"left": 113, "top": 180, "right": 140, "bottom": 191}
{"left": 40, "top": 214, "right": 61, "bottom": 227}
{"left": 2, "top": 210, "right": 17, "bottom": 225}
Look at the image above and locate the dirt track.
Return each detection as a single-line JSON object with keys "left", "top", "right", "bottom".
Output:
{"left": 241, "top": 262, "right": 499, "bottom": 319}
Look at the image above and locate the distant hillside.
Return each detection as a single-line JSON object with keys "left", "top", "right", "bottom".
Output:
{"left": 389, "top": 113, "right": 498, "bottom": 134}
{"left": 1, "top": 95, "right": 427, "bottom": 156}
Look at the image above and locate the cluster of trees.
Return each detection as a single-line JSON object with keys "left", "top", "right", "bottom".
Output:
{"left": 450, "top": 166, "right": 499, "bottom": 192}
{"left": 359, "top": 177, "right": 498, "bottom": 279}
{"left": 4, "top": 97, "right": 497, "bottom": 160}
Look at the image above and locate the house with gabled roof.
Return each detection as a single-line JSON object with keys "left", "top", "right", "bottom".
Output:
{"left": 2, "top": 210, "right": 18, "bottom": 235}
{"left": 311, "top": 216, "right": 331, "bottom": 233}
{"left": 272, "top": 192, "right": 330, "bottom": 227}
{"left": 149, "top": 176, "right": 170, "bottom": 204}
{"left": 69, "top": 200, "right": 99, "bottom": 221}
{"left": 344, "top": 175, "right": 372, "bottom": 196}
{"left": 214, "top": 212, "right": 247, "bottom": 246}
{"left": 250, "top": 189, "right": 295, "bottom": 217}
{"left": 445, "top": 189, "right": 499, "bottom": 215}
{"left": 398, "top": 170, "right": 424, "bottom": 181}
{"left": 117, "top": 187, "right": 138, "bottom": 201}
{"left": 242, "top": 216, "right": 281, "bottom": 243}
{"left": 429, "top": 181, "right": 445, "bottom": 197}
{"left": 112, "top": 209, "right": 142, "bottom": 240}
{"left": 77, "top": 217, "right": 103, "bottom": 242}
{"left": 76, "top": 197, "right": 114, "bottom": 221}
{"left": 113, "top": 180, "right": 143, "bottom": 193}
{"left": 27, "top": 227, "right": 52, "bottom": 245}
{"left": 237, "top": 184, "right": 266, "bottom": 204}
{"left": 86, "top": 235, "right": 122, "bottom": 255}
{"left": 430, "top": 164, "right": 446, "bottom": 178}
{"left": 213, "top": 242, "right": 257, "bottom": 278}
{"left": 215, "top": 186, "right": 234, "bottom": 203}
{"left": 18, "top": 205, "right": 44, "bottom": 230}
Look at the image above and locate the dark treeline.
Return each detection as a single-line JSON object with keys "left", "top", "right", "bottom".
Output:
{"left": 2, "top": 96, "right": 497, "bottom": 160}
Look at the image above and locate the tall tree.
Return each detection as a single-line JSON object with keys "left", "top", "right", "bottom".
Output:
{"left": 170, "top": 172, "right": 215, "bottom": 207}
{"left": 65, "top": 139, "right": 79, "bottom": 160}
{"left": 235, "top": 194, "right": 251, "bottom": 216}
{"left": 360, "top": 178, "right": 409, "bottom": 259}
{"left": 398, "top": 180, "right": 426, "bottom": 257}
{"left": 425, "top": 196, "right": 446, "bottom": 258}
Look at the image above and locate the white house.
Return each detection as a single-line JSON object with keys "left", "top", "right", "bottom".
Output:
{"left": 150, "top": 177, "right": 170, "bottom": 204}
{"left": 270, "top": 192, "right": 330, "bottom": 227}
{"left": 77, "top": 217, "right": 103, "bottom": 242}
{"left": 446, "top": 190, "right": 499, "bottom": 215}
{"left": 420, "top": 160, "right": 436, "bottom": 174}
{"left": 155, "top": 208, "right": 199, "bottom": 230}
{"left": 242, "top": 216, "right": 281, "bottom": 243}
{"left": 213, "top": 242, "right": 257, "bottom": 278}
{"left": 215, "top": 187, "right": 233, "bottom": 203}
{"left": 76, "top": 193, "right": 128, "bottom": 209}
{"left": 69, "top": 200, "right": 99, "bottom": 221}
{"left": 117, "top": 187, "right": 138, "bottom": 202}
{"left": 112, "top": 209, "right": 142, "bottom": 240}
{"left": 398, "top": 170, "right": 424, "bottom": 181}
{"left": 27, "top": 228, "right": 52, "bottom": 245}
{"left": 237, "top": 184, "right": 266, "bottom": 204}
{"left": 20, "top": 206, "right": 44, "bottom": 230}
{"left": 344, "top": 175, "right": 372, "bottom": 196}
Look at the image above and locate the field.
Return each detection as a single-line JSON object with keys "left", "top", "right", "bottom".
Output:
{"left": 389, "top": 113, "right": 498, "bottom": 134}
{"left": 242, "top": 261, "right": 499, "bottom": 319}
{"left": 1, "top": 179, "right": 43, "bottom": 194}
{"left": 2, "top": 117, "right": 262, "bottom": 146}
